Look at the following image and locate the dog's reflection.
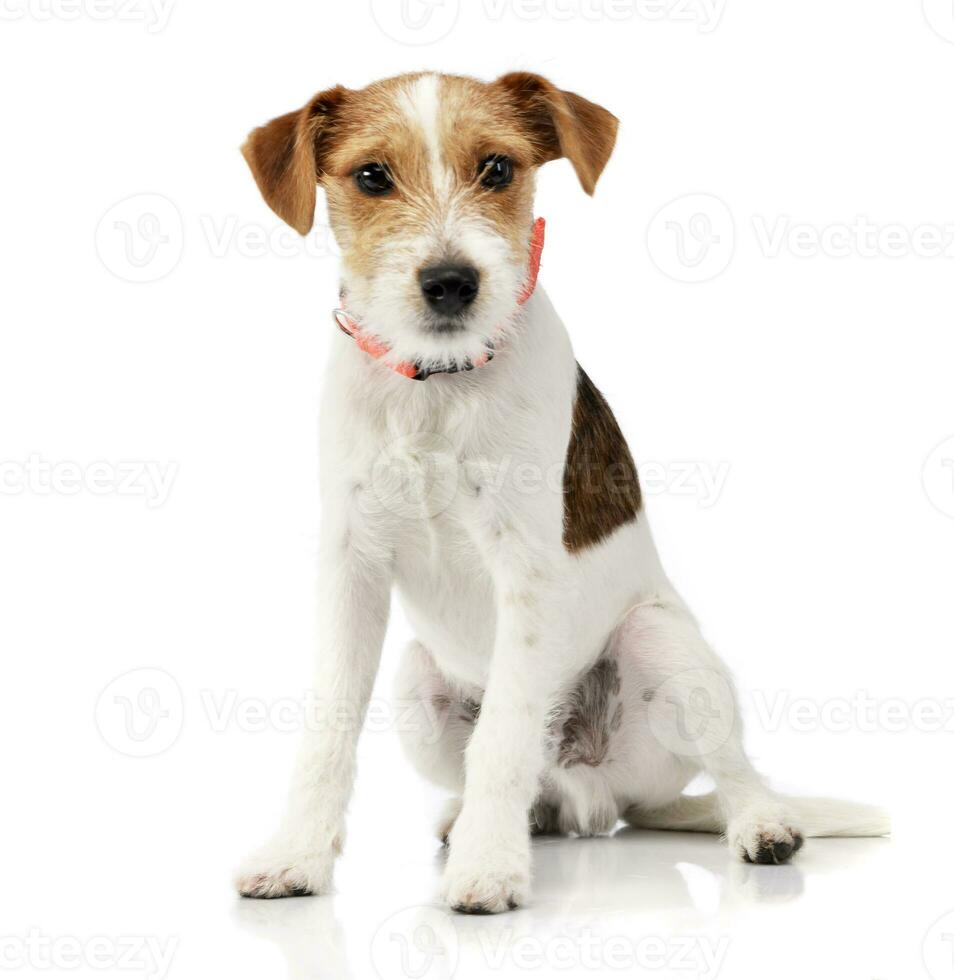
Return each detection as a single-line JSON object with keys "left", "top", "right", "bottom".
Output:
{"left": 233, "top": 831, "right": 886, "bottom": 979}
{"left": 531, "top": 828, "right": 807, "bottom": 912}
{"left": 234, "top": 895, "right": 353, "bottom": 980}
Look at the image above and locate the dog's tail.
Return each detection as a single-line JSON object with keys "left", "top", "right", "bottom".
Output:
{"left": 622, "top": 792, "right": 890, "bottom": 838}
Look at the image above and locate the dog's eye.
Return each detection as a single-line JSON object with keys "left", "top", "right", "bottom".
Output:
{"left": 480, "top": 155, "right": 514, "bottom": 190}
{"left": 354, "top": 163, "right": 394, "bottom": 196}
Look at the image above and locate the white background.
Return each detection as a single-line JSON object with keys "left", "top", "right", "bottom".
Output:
{"left": 1, "top": 1, "right": 952, "bottom": 978}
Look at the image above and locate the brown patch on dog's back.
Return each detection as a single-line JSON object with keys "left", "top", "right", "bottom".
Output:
{"left": 563, "top": 365, "right": 641, "bottom": 553}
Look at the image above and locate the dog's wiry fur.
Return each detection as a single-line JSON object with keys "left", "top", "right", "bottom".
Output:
{"left": 236, "top": 71, "right": 889, "bottom": 913}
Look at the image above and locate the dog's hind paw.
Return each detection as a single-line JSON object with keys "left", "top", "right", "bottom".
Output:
{"left": 729, "top": 817, "right": 805, "bottom": 865}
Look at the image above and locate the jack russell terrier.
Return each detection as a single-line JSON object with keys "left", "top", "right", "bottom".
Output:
{"left": 236, "top": 71, "right": 888, "bottom": 913}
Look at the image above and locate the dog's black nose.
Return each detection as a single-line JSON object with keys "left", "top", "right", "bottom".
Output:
{"left": 419, "top": 265, "right": 479, "bottom": 316}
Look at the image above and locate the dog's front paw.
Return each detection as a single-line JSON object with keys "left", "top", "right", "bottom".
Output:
{"left": 235, "top": 839, "right": 336, "bottom": 899}
{"left": 441, "top": 854, "right": 529, "bottom": 914}
{"left": 728, "top": 817, "right": 804, "bottom": 865}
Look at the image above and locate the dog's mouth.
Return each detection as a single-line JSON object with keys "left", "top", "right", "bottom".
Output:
{"left": 423, "top": 313, "right": 470, "bottom": 335}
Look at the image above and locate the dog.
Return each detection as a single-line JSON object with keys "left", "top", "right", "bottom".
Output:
{"left": 235, "top": 71, "right": 889, "bottom": 913}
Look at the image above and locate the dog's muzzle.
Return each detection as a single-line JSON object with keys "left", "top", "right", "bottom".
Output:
{"left": 333, "top": 217, "right": 545, "bottom": 382}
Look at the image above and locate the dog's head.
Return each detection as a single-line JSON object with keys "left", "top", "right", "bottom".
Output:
{"left": 242, "top": 72, "right": 617, "bottom": 367}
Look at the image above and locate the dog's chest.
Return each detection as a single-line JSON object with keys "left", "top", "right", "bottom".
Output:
{"left": 352, "top": 380, "right": 510, "bottom": 526}
{"left": 355, "top": 391, "right": 516, "bottom": 677}
{"left": 394, "top": 520, "right": 498, "bottom": 683}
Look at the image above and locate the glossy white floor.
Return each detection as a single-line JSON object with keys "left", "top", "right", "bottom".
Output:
{"left": 3, "top": 585, "right": 944, "bottom": 980}
{"left": 234, "top": 829, "right": 897, "bottom": 980}
{"left": 4, "top": 747, "right": 945, "bottom": 980}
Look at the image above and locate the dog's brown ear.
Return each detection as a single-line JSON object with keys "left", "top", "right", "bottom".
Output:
{"left": 495, "top": 72, "right": 618, "bottom": 195}
{"left": 241, "top": 87, "right": 347, "bottom": 235}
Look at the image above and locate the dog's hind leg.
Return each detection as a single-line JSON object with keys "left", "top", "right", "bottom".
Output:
{"left": 623, "top": 790, "right": 889, "bottom": 842}
{"left": 613, "top": 599, "right": 888, "bottom": 860}
{"left": 394, "top": 640, "right": 478, "bottom": 842}
{"left": 610, "top": 600, "right": 806, "bottom": 864}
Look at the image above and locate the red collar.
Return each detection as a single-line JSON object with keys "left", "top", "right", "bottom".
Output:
{"left": 333, "top": 217, "right": 545, "bottom": 381}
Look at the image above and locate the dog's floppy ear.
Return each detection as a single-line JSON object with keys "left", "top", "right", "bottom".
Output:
{"left": 241, "top": 87, "right": 348, "bottom": 235}
{"left": 495, "top": 72, "right": 618, "bottom": 195}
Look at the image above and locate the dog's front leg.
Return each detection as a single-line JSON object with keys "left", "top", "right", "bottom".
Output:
{"left": 442, "top": 483, "right": 570, "bottom": 914}
{"left": 236, "top": 511, "right": 391, "bottom": 898}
